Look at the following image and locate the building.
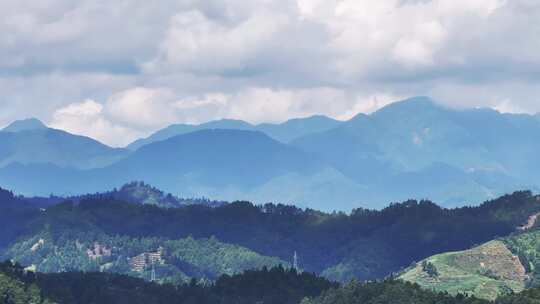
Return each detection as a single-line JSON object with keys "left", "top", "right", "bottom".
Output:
{"left": 86, "top": 243, "right": 112, "bottom": 261}
{"left": 129, "top": 247, "right": 164, "bottom": 272}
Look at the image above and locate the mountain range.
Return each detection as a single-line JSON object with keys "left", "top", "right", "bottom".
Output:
{"left": 2, "top": 97, "right": 540, "bottom": 210}
{"left": 127, "top": 115, "right": 342, "bottom": 150}
{"left": 0, "top": 118, "right": 128, "bottom": 169}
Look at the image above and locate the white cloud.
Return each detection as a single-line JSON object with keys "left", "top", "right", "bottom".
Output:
{"left": 145, "top": 9, "right": 289, "bottom": 74}
{"left": 2, "top": 0, "right": 540, "bottom": 146}
{"left": 493, "top": 99, "right": 527, "bottom": 114}
{"left": 105, "top": 87, "right": 177, "bottom": 128}
{"left": 0, "top": 0, "right": 535, "bottom": 81}
{"left": 54, "top": 99, "right": 103, "bottom": 117}
{"left": 436, "top": 0, "right": 507, "bottom": 18}
{"left": 170, "top": 87, "right": 363, "bottom": 124}
{"left": 337, "top": 93, "right": 406, "bottom": 120}
{"left": 46, "top": 86, "right": 407, "bottom": 146}
{"left": 392, "top": 21, "right": 447, "bottom": 68}
{"left": 50, "top": 99, "right": 143, "bottom": 147}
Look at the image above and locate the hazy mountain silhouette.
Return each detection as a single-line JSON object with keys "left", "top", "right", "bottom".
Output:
{"left": 256, "top": 115, "right": 343, "bottom": 143}
{"left": 113, "top": 129, "right": 324, "bottom": 188}
{"left": 0, "top": 129, "right": 366, "bottom": 210}
{"left": 127, "top": 115, "right": 342, "bottom": 150}
{"left": 0, "top": 119, "right": 129, "bottom": 169}
{"left": 292, "top": 96, "right": 540, "bottom": 204}
{"left": 2, "top": 118, "right": 47, "bottom": 132}
{"left": 1, "top": 98, "right": 540, "bottom": 210}
{"left": 295, "top": 97, "right": 540, "bottom": 177}
{"left": 127, "top": 119, "right": 254, "bottom": 150}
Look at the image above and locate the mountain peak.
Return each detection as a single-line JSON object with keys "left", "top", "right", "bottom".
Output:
{"left": 282, "top": 115, "right": 340, "bottom": 125}
{"left": 372, "top": 96, "right": 441, "bottom": 116}
{"left": 382, "top": 96, "right": 436, "bottom": 110}
{"left": 2, "top": 118, "right": 47, "bottom": 132}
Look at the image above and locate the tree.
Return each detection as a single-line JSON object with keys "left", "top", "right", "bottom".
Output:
{"left": 422, "top": 261, "right": 439, "bottom": 278}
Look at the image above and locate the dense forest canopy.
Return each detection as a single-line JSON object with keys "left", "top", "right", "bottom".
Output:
{"left": 1, "top": 187, "right": 539, "bottom": 283}
{"left": 3, "top": 261, "right": 540, "bottom": 304}
{"left": 0, "top": 262, "right": 335, "bottom": 304}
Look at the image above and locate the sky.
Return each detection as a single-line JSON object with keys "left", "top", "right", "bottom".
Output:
{"left": 1, "top": 0, "right": 539, "bottom": 147}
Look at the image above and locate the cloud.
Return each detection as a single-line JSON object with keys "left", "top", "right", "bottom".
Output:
{"left": 45, "top": 86, "right": 408, "bottom": 146}
{"left": 145, "top": 9, "right": 289, "bottom": 75}
{"left": 391, "top": 21, "right": 447, "bottom": 68}
{"left": 53, "top": 99, "right": 103, "bottom": 117}
{"left": 2, "top": 0, "right": 540, "bottom": 146}
{"left": 1, "top": 0, "right": 537, "bottom": 81}
{"left": 138, "top": 0, "right": 538, "bottom": 85}
{"left": 50, "top": 99, "right": 143, "bottom": 147}
{"left": 105, "top": 87, "right": 178, "bottom": 128}
{"left": 493, "top": 99, "right": 527, "bottom": 114}
{"left": 337, "top": 93, "right": 406, "bottom": 119}
{"left": 167, "top": 87, "right": 399, "bottom": 124}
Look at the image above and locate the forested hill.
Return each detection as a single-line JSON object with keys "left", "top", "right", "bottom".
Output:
{"left": 4, "top": 261, "right": 540, "bottom": 304}
{"left": 302, "top": 279, "right": 540, "bottom": 304}
{"left": 0, "top": 262, "right": 336, "bottom": 304}
{"left": 2, "top": 188, "right": 539, "bottom": 283}
{"left": 63, "top": 181, "right": 227, "bottom": 208}
{"left": 0, "top": 181, "right": 226, "bottom": 209}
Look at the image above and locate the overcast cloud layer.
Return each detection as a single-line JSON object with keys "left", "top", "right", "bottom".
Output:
{"left": 1, "top": 0, "right": 539, "bottom": 146}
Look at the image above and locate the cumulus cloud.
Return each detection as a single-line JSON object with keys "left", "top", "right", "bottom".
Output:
{"left": 165, "top": 87, "right": 403, "bottom": 124}
{"left": 337, "top": 93, "right": 406, "bottom": 119}
{"left": 50, "top": 99, "right": 142, "bottom": 147}
{"left": 45, "top": 86, "right": 407, "bottom": 146}
{"left": 1, "top": 0, "right": 540, "bottom": 146}
{"left": 105, "top": 87, "right": 178, "bottom": 128}
{"left": 145, "top": 9, "right": 289, "bottom": 75}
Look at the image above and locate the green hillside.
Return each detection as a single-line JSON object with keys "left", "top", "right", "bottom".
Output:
{"left": 303, "top": 278, "right": 540, "bottom": 304}
{"left": 0, "top": 272, "right": 52, "bottom": 304}
{"left": 72, "top": 181, "right": 226, "bottom": 208}
{"left": 3, "top": 189, "right": 540, "bottom": 285}
{"left": 400, "top": 240, "right": 527, "bottom": 300}
{"left": 3, "top": 230, "right": 286, "bottom": 284}
{"left": 400, "top": 227, "right": 540, "bottom": 300}
{"left": 505, "top": 229, "right": 540, "bottom": 285}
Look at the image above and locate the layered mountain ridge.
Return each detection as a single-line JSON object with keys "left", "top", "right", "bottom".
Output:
{"left": 1, "top": 97, "right": 540, "bottom": 210}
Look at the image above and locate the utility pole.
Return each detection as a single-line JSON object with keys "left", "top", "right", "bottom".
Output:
{"left": 151, "top": 262, "right": 156, "bottom": 282}
{"left": 293, "top": 251, "right": 299, "bottom": 272}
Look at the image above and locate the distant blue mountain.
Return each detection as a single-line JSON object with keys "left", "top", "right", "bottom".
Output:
{"left": 127, "top": 115, "right": 342, "bottom": 150}
{"left": 292, "top": 96, "right": 540, "bottom": 205}
{"left": 2, "top": 118, "right": 47, "bottom": 132}
{"left": 0, "top": 129, "right": 366, "bottom": 210}
{"left": 113, "top": 129, "right": 324, "bottom": 188}
{"left": 256, "top": 115, "right": 343, "bottom": 144}
{"left": 0, "top": 119, "right": 129, "bottom": 169}
{"left": 127, "top": 119, "right": 254, "bottom": 150}
{"left": 1, "top": 98, "right": 540, "bottom": 210}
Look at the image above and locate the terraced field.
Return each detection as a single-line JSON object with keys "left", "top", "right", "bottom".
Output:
{"left": 399, "top": 240, "right": 528, "bottom": 300}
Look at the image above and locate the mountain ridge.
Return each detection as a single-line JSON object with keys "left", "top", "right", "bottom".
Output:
{"left": 1, "top": 97, "right": 540, "bottom": 210}
{"left": 2, "top": 118, "right": 47, "bottom": 133}
{"left": 127, "top": 115, "right": 342, "bottom": 150}
{"left": 0, "top": 125, "right": 130, "bottom": 169}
